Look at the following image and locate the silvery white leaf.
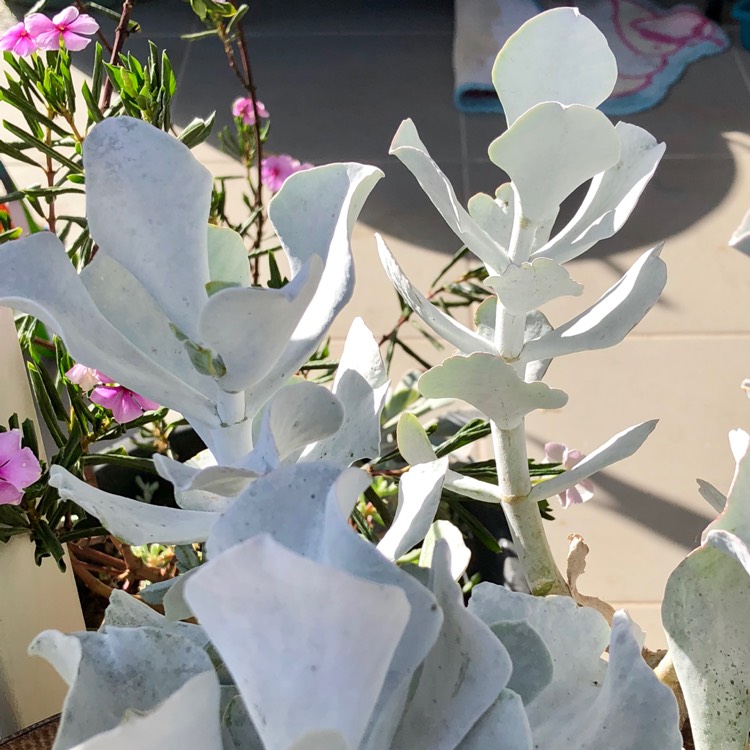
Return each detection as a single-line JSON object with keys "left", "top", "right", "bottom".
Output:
{"left": 0, "top": 233, "right": 217, "bottom": 423}
{"left": 467, "top": 188, "right": 513, "bottom": 258}
{"left": 729, "top": 207, "right": 750, "bottom": 256}
{"left": 29, "top": 626, "right": 214, "bottom": 750}
{"left": 80, "top": 253, "right": 215, "bottom": 397}
{"left": 696, "top": 478, "right": 726, "bottom": 514}
{"left": 536, "top": 123, "right": 665, "bottom": 264}
{"left": 153, "top": 454, "right": 247, "bottom": 508}
{"left": 389, "top": 119, "right": 509, "bottom": 272}
{"left": 163, "top": 567, "right": 201, "bottom": 622}
{"left": 486, "top": 258, "right": 583, "bottom": 315}
{"left": 199, "top": 256, "right": 323, "bottom": 393}
{"left": 185, "top": 534, "right": 411, "bottom": 750}
{"left": 521, "top": 246, "right": 666, "bottom": 363}
{"left": 663, "top": 430, "right": 750, "bottom": 750}
{"left": 455, "top": 690, "right": 533, "bottom": 750}
{"left": 489, "top": 620, "right": 554, "bottom": 704}
{"left": 396, "top": 412, "right": 438, "bottom": 465}
{"left": 244, "top": 163, "right": 383, "bottom": 417}
{"left": 377, "top": 458, "right": 448, "bottom": 561}
{"left": 527, "top": 421, "right": 658, "bottom": 504}
{"left": 376, "top": 234, "right": 495, "bottom": 355}
{"left": 49, "top": 466, "right": 216, "bottom": 545}
{"left": 207, "top": 225, "right": 251, "bottom": 288}
{"left": 419, "top": 520, "right": 472, "bottom": 580}
{"left": 419, "top": 353, "right": 568, "bottom": 429}
{"left": 85, "top": 117, "right": 212, "bottom": 342}
{"left": 491, "top": 7, "right": 617, "bottom": 126}
{"left": 488, "top": 103, "right": 620, "bottom": 224}
{"left": 67, "top": 672, "right": 222, "bottom": 750}
{"left": 103, "top": 589, "right": 208, "bottom": 648}
{"left": 392, "top": 541, "right": 512, "bottom": 750}
{"left": 206, "top": 463, "right": 444, "bottom": 746}
{"left": 303, "top": 318, "right": 388, "bottom": 465}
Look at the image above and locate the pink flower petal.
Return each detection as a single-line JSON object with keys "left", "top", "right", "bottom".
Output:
{"left": 91, "top": 386, "right": 146, "bottom": 423}
{"left": 52, "top": 6, "right": 80, "bottom": 26}
{"left": 33, "top": 29, "right": 62, "bottom": 51}
{"left": 564, "top": 448, "right": 586, "bottom": 469}
{"left": 61, "top": 30, "right": 92, "bottom": 51}
{"left": 543, "top": 441, "right": 565, "bottom": 463}
{"left": 134, "top": 394, "right": 160, "bottom": 412}
{"left": 0, "top": 480, "right": 23, "bottom": 506}
{"left": 14, "top": 34, "right": 37, "bottom": 55}
{"left": 66, "top": 363, "right": 102, "bottom": 391}
{"left": 67, "top": 12, "right": 98, "bottom": 34}
{"left": 1, "top": 446, "right": 42, "bottom": 490}
{"left": 24, "top": 13, "right": 56, "bottom": 37}
{"left": 0, "top": 430, "right": 22, "bottom": 464}
{"left": 0, "top": 22, "right": 25, "bottom": 49}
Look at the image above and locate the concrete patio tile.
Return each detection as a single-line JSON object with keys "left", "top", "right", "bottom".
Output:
{"left": 172, "top": 31, "right": 461, "bottom": 164}
{"left": 466, "top": 144, "right": 750, "bottom": 335}
{"left": 523, "top": 336, "right": 748, "bottom": 603}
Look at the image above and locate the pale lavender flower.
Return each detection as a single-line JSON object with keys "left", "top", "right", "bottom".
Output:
{"left": 544, "top": 442, "right": 594, "bottom": 508}
{"left": 261, "top": 154, "right": 313, "bottom": 192}
{"left": 65, "top": 363, "right": 102, "bottom": 392}
{"left": 0, "top": 429, "right": 42, "bottom": 506}
{"left": 231, "top": 96, "right": 269, "bottom": 126}
{"left": 89, "top": 374, "right": 160, "bottom": 424}
{"left": 0, "top": 21, "right": 37, "bottom": 56}
{"left": 26, "top": 7, "right": 99, "bottom": 52}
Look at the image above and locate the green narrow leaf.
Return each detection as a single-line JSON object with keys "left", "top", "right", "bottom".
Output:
{"left": 2, "top": 121, "right": 82, "bottom": 173}
{"left": 81, "top": 452, "right": 159, "bottom": 475}
{"left": 175, "top": 543, "right": 201, "bottom": 573}
{"left": 30, "top": 517, "right": 66, "bottom": 571}
{"left": 27, "top": 363, "right": 66, "bottom": 448}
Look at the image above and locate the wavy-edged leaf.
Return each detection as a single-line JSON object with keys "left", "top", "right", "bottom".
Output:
{"left": 467, "top": 187, "right": 514, "bottom": 253}
{"left": 536, "top": 123, "right": 665, "bottom": 264}
{"left": 419, "top": 520, "right": 472, "bottom": 580}
{"left": 376, "top": 234, "right": 495, "bottom": 355}
{"left": 207, "top": 224, "right": 251, "bottom": 287}
{"left": 378, "top": 458, "right": 448, "bottom": 561}
{"left": 528, "top": 421, "right": 658, "bottom": 504}
{"left": 49, "top": 466, "right": 216, "bottom": 544}
{"left": 488, "top": 103, "right": 620, "bottom": 224}
{"left": 390, "top": 119, "right": 508, "bottom": 272}
{"left": 521, "top": 246, "right": 666, "bottom": 363}
{"left": 419, "top": 353, "right": 568, "bottom": 429}
{"left": 492, "top": 7, "right": 617, "bottom": 126}
{"left": 392, "top": 541, "right": 512, "bottom": 750}
{"left": 456, "top": 689, "right": 533, "bottom": 750}
{"left": 186, "top": 534, "right": 410, "bottom": 750}
{"left": 85, "top": 117, "right": 212, "bottom": 341}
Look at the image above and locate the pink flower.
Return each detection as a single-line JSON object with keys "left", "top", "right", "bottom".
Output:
{"left": 0, "top": 429, "right": 42, "bottom": 506}
{"left": 0, "top": 21, "right": 37, "bottom": 56}
{"left": 26, "top": 7, "right": 99, "bottom": 52}
{"left": 231, "top": 97, "right": 269, "bottom": 126}
{"left": 65, "top": 363, "right": 102, "bottom": 393}
{"left": 543, "top": 442, "right": 594, "bottom": 509}
{"left": 261, "top": 154, "right": 313, "bottom": 192}
{"left": 89, "top": 374, "right": 160, "bottom": 423}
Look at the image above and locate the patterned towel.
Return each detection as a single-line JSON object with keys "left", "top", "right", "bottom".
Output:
{"left": 454, "top": 0, "right": 730, "bottom": 114}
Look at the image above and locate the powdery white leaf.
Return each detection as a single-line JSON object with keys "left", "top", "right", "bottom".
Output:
{"left": 663, "top": 429, "right": 750, "bottom": 750}
{"left": 0, "top": 233, "right": 217, "bottom": 424}
{"left": 377, "top": 458, "right": 448, "bottom": 561}
{"left": 185, "top": 534, "right": 411, "bottom": 750}
{"left": 49, "top": 466, "right": 216, "bottom": 545}
{"left": 521, "top": 246, "right": 666, "bottom": 363}
{"left": 492, "top": 7, "right": 617, "bottom": 126}
{"left": 418, "top": 353, "right": 568, "bottom": 430}
{"left": 467, "top": 188, "right": 514, "bottom": 259}
{"left": 392, "top": 541, "right": 512, "bottom": 750}
{"left": 486, "top": 258, "right": 583, "bottom": 316}
{"left": 455, "top": 690, "right": 533, "bottom": 750}
{"left": 389, "top": 119, "right": 509, "bottom": 271}
{"left": 488, "top": 103, "right": 620, "bottom": 224}
{"left": 199, "top": 256, "right": 323, "bottom": 393}
{"left": 528, "top": 420, "right": 658, "bottom": 504}
{"left": 67, "top": 672, "right": 222, "bottom": 750}
{"left": 396, "top": 412, "right": 438, "bottom": 465}
{"left": 419, "top": 520, "right": 472, "bottom": 580}
{"left": 244, "top": 163, "right": 382, "bottom": 417}
{"left": 206, "top": 463, "right": 443, "bottom": 748}
{"left": 303, "top": 317, "right": 389, "bottom": 465}
{"left": 536, "top": 123, "right": 665, "bottom": 264}
{"left": 29, "top": 627, "right": 214, "bottom": 750}
{"left": 85, "top": 117, "right": 212, "bottom": 342}
{"left": 376, "top": 234, "right": 495, "bottom": 355}
{"left": 207, "top": 225, "right": 251, "bottom": 288}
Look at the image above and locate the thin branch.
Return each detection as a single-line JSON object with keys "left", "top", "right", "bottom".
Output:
{"left": 99, "top": 0, "right": 135, "bottom": 111}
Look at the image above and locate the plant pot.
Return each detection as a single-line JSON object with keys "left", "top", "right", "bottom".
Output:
{"left": 732, "top": 0, "right": 750, "bottom": 49}
{"left": 0, "top": 716, "right": 58, "bottom": 750}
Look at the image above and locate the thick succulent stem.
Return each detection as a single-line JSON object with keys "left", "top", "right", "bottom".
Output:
{"left": 491, "top": 422, "right": 569, "bottom": 595}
